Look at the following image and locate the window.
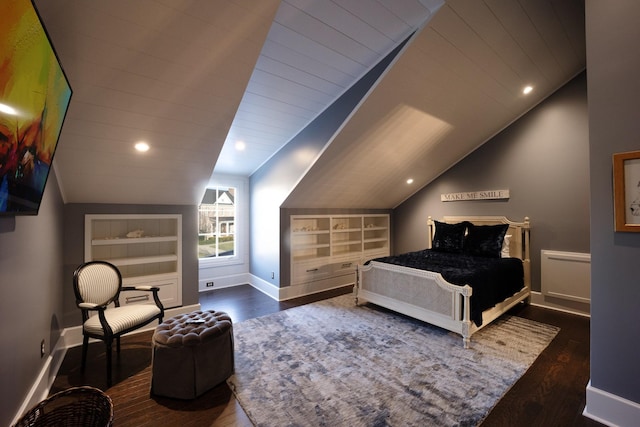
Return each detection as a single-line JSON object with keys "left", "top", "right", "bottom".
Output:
{"left": 198, "top": 186, "right": 235, "bottom": 258}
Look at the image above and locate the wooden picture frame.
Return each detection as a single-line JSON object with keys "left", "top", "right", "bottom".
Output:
{"left": 613, "top": 150, "right": 640, "bottom": 231}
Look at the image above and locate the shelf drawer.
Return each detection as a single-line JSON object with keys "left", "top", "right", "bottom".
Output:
{"left": 292, "top": 262, "right": 331, "bottom": 285}
{"left": 293, "top": 271, "right": 357, "bottom": 291}
{"left": 330, "top": 260, "right": 358, "bottom": 276}
{"left": 121, "top": 277, "right": 179, "bottom": 308}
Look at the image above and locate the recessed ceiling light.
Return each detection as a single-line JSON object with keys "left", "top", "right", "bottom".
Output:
{"left": 523, "top": 85, "right": 533, "bottom": 95}
{"left": 235, "top": 141, "right": 246, "bottom": 151}
{"left": 406, "top": 178, "right": 414, "bottom": 184}
{"left": 135, "top": 142, "right": 150, "bottom": 152}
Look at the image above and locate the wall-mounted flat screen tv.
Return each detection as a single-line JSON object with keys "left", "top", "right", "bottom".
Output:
{"left": 0, "top": 0, "right": 72, "bottom": 216}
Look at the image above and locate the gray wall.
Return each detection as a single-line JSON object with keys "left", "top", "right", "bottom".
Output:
{"left": 586, "top": 0, "right": 640, "bottom": 405}
{"left": 62, "top": 203, "right": 199, "bottom": 328}
{"left": 0, "top": 168, "right": 65, "bottom": 426}
{"left": 393, "top": 72, "right": 590, "bottom": 293}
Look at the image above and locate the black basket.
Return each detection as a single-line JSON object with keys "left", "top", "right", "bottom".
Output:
{"left": 14, "top": 386, "right": 113, "bottom": 427}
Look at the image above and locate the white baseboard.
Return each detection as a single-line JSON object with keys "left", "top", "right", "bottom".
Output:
{"left": 248, "top": 274, "right": 354, "bottom": 301}
{"left": 198, "top": 273, "right": 252, "bottom": 291}
{"left": 198, "top": 274, "right": 282, "bottom": 300}
{"left": 199, "top": 269, "right": 357, "bottom": 302}
{"left": 584, "top": 380, "right": 640, "bottom": 427}
{"left": 11, "top": 329, "right": 69, "bottom": 426}
{"left": 277, "top": 280, "right": 354, "bottom": 301}
{"left": 529, "top": 291, "right": 590, "bottom": 317}
{"left": 248, "top": 273, "right": 281, "bottom": 300}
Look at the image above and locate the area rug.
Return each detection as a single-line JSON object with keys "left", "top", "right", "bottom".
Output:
{"left": 227, "top": 294, "right": 559, "bottom": 427}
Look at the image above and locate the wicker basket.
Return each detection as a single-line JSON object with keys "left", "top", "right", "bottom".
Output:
{"left": 14, "top": 386, "right": 113, "bottom": 427}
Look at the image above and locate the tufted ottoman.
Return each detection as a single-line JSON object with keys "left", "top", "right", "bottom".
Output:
{"left": 151, "top": 310, "right": 234, "bottom": 399}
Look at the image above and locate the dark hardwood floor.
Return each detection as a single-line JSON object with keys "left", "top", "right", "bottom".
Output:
{"left": 51, "top": 284, "right": 603, "bottom": 426}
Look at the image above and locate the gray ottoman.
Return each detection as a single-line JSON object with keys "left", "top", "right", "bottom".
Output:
{"left": 151, "top": 310, "right": 234, "bottom": 399}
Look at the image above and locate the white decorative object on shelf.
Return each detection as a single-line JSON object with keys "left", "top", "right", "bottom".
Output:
{"left": 126, "top": 229, "right": 144, "bottom": 238}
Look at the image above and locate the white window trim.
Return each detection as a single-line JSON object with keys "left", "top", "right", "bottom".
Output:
{"left": 198, "top": 175, "right": 247, "bottom": 268}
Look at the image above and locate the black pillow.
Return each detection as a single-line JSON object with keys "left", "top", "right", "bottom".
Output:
{"left": 432, "top": 221, "right": 468, "bottom": 253}
{"left": 463, "top": 223, "right": 509, "bottom": 258}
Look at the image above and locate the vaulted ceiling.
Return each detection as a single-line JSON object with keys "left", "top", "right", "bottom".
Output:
{"left": 33, "top": 0, "right": 585, "bottom": 208}
{"left": 285, "top": 0, "right": 586, "bottom": 208}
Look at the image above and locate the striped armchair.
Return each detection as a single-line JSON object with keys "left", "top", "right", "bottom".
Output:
{"left": 73, "top": 261, "right": 164, "bottom": 387}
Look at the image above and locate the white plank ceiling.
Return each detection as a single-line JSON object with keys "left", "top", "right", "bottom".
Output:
{"left": 33, "top": 0, "right": 585, "bottom": 207}
{"left": 284, "top": 0, "right": 586, "bottom": 208}
{"left": 215, "top": 0, "right": 444, "bottom": 176}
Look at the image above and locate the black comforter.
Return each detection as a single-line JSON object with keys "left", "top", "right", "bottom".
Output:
{"left": 367, "top": 249, "right": 524, "bottom": 326}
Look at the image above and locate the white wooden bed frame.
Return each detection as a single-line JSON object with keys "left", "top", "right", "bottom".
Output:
{"left": 355, "top": 216, "right": 531, "bottom": 348}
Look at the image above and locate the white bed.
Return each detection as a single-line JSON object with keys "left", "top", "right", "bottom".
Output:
{"left": 355, "top": 216, "right": 531, "bottom": 347}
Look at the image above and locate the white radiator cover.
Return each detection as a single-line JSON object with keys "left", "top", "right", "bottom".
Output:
{"left": 541, "top": 250, "right": 590, "bottom": 304}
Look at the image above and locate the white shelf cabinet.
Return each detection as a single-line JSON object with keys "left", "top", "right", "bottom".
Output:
{"left": 290, "top": 214, "right": 389, "bottom": 287}
{"left": 84, "top": 214, "right": 182, "bottom": 308}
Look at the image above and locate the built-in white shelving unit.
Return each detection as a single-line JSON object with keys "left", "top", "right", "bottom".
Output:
{"left": 290, "top": 214, "right": 389, "bottom": 288}
{"left": 85, "top": 214, "right": 182, "bottom": 308}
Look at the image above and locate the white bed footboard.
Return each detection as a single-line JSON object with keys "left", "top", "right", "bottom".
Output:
{"left": 356, "top": 261, "right": 475, "bottom": 347}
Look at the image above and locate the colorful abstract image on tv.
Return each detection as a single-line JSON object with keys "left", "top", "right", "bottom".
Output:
{"left": 0, "top": 0, "right": 72, "bottom": 215}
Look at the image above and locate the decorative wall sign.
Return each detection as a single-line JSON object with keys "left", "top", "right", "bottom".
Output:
{"left": 441, "top": 189, "right": 510, "bottom": 202}
{"left": 613, "top": 150, "right": 640, "bottom": 232}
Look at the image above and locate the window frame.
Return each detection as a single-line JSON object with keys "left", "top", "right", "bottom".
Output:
{"left": 198, "top": 177, "right": 246, "bottom": 268}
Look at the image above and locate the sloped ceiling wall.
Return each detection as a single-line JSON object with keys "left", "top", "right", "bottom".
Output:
{"left": 215, "top": 0, "right": 443, "bottom": 176}
{"left": 34, "top": 0, "right": 280, "bottom": 205}
{"left": 282, "top": 0, "right": 586, "bottom": 209}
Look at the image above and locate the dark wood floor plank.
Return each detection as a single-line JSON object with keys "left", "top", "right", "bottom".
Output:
{"left": 50, "top": 284, "right": 602, "bottom": 426}
{"left": 479, "top": 303, "right": 599, "bottom": 427}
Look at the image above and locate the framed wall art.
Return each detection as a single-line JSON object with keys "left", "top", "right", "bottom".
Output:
{"left": 0, "top": 0, "right": 72, "bottom": 215}
{"left": 613, "top": 150, "right": 640, "bottom": 231}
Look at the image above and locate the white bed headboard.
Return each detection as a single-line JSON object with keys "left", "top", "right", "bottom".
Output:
{"left": 427, "top": 215, "right": 531, "bottom": 263}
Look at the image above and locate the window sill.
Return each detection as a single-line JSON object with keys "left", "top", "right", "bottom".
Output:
{"left": 198, "top": 256, "right": 244, "bottom": 269}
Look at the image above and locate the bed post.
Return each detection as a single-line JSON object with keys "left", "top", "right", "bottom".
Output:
{"left": 460, "top": 286, "right": 472, "bottom": 348}
{"left": 522, "top": 217, "right": 531, "bottom": 304}
{"left": 354, "top": 266, "right": 360, "bottom": 305}
{"left": 427, "top": 216, "right": 435, "bottom": 248}
{"left": 522, "top": 217, "right": 531, "bottom": 259}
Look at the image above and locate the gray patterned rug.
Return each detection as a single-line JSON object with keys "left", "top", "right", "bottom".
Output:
{"left": 227, "top": 294, "right": 558, "bottom": 427}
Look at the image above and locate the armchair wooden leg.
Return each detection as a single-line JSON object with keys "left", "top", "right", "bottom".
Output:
{"left": 116, "top": 336, "right": 121, "bottom": 354}
{"left": 81, "top": 336, "right": 89, "bottom": 373}
{"left": 106, "top": 339, "right": 113, "bottom": 388}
